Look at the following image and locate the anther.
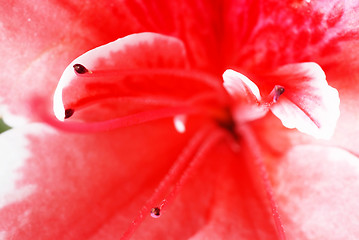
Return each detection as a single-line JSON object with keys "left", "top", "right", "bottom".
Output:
{"left": 273, "top": 85, "right": 285, "bottom": 103}
{"left": 73, "top": 64, "right": 89, "bottom": 74}
{"left": 64, "top": 109, "right": 74, "bottom": 119}
{"left": 150, "top": 207, "right": 161, "bottom": 218}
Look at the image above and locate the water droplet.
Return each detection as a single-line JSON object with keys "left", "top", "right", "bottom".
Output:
{"left": 73, "top": 64, "right": 89, "bottom": 74}
{"left": 150, "top": 207, "right": 161, "bottom": 218}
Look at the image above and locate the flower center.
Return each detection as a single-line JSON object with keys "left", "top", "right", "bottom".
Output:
{"left": 215, "top": 107, "right": 238, "bottom": 137}
{"left": 46, "top": 63, "right": 289, "bottom": 240}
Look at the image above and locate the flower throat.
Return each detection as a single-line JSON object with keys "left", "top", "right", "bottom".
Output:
{"left": 40, "top": 63, "right": 287, "bottom": 240}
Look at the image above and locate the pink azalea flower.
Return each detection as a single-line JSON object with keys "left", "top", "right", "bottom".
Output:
{"left": 1, "top": 1, "right": 359, "bottom": 239}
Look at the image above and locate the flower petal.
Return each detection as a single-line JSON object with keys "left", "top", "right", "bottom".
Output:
{"left": 186, "top": 140, "right": 280, "bottom": 239}
{"left": 223, "top": 69, "right": 261, "bottom": 101}
{"left": 54, "top": 32, "right": 184, "bottom": 120}
{"left": 326, "top": 71, "right": 359, "bottom": 155}
{"left": 269, "top": 62, "right": 340, "bottom": 139}
{"left": 225, "top": 0, "right": 359, "bottom": 70}
{"left": 0, "top": 119, "right": 280, "bottom": 239}
{"left": 272, "top": 145, "right": 359, "bottom": 239}
{"left": 0, "top": 120, "right": 202, "bottom": 239}
{"left": 222, "top": 69, "right": 268, "bottom": 122}
{"left": 54, "top": 32, "right": 225, "bottom": 122}
{"left": 0, "top": 1, "right": 224, "bottom": 126}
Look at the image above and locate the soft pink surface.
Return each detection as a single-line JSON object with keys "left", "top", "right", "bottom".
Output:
{"left": 1, "top": 1, "right": 359, "bottom": 240}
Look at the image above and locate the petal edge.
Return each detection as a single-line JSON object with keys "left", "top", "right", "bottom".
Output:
{"left": 270, "top": 62, "right": 340, "bottom": 139}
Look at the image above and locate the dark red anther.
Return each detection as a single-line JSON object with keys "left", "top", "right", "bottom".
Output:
{"left": 275, "top": 85, "right": 285, "bottom": 95}
{"left": 64, "top": 109, "right": 74, "bottom": 119}
{"left": 73, "top": 64, "right": 89, "bottom": 74}
{"left": 273, "top": 85, "right": 285, "bottom": 102}
{"left": 150, "top": 207, "right": 161, "bottom": 218}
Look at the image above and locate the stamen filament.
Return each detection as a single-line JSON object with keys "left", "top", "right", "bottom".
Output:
{"left": 120, "top": 125, "right": 216, "bottom": 240}
{"left": 67, "top": 92, "right": 225, "bottom": 113}
{"left": 157, "top": 128, "right": 226, "bottom": 213}
{"left": 48, "top": 106, "right": 199, "bottom": 133}
{"left": 238, "top": 124, "right": 287, "bottom": 240}
{"left": 77, "top": 68, "right": 225, "bottom": 95}
{"left": 32, "top": 96, "right": 203, "bottom": 133}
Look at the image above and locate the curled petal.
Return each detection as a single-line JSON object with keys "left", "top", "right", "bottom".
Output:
{"left": 223, "top": 69, "right": 261, "bottom": 102}
{"left": 269, "top": 62, "right": 340, "bottom": 139}
{"left": 222, "top": 69, "right": 268, "bottom": 122}
{"left": 54, "top": 32, "right": 225, "bottom": 123}
{"left": 54, "top": 32, "right": 190, "bottom": 121}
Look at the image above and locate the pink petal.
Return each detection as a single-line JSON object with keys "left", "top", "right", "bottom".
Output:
{"left": 141, "top": 137, "right": 280, "bottom": 240}
{"left": 222, "top": 69, "right": 268, "bottom": 122}
{"left": 272, "top": 145, "right": 359, "bottom": 239}
{"left": 223, "top": 69, "right": 261, "bottom": 101}
{"left": 53, "top": 32, "right": 226, "bottom": 123}
{"left": 326, "top": 72, "right": 359, "bottom": 155}
{"left": 54, "top": 32, "right": 184, "bottom": 120}
{"left": 0, "top": 120, "right": 196, "bottom": 239}
{"left": 0, "top": 120, "right": 281, "bottom": 239}
{"left": 222, "top": 63, "right": 340, "bottom": 139}
{"left": 268, "top": 62, "right": 340, "bottom": 139}
{"left": 0, "top": 1, "right": 223, "bottom": 125}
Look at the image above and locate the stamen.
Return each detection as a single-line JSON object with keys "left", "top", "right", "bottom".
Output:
{"left": 150, "top": 207, "right": 161, "bottom": 218}
{"left": 64, "top": 93, "right": 220, "bottom": 115}
{"left": 33, "top": 96, "right": 205, "bottom": 133}
{"left": 64, "top": 108, "right": 74, "bottom": 119}
{"left": 73, "top": 64, "right": 90, "bottom": 74}
{"left": 119, "top": 125, "right": 216, "bottom": 240}
{"left": 273, "top": 86, "right": 285, "bottom": 103}
{"left": 156, "top": 128, "right": 226, "bottom": 214}
{"left": 262, "top": 85, "right": 285, "bottom": 107}
{"left": 238, "top": 124, "right": 287, "bottom": 240}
